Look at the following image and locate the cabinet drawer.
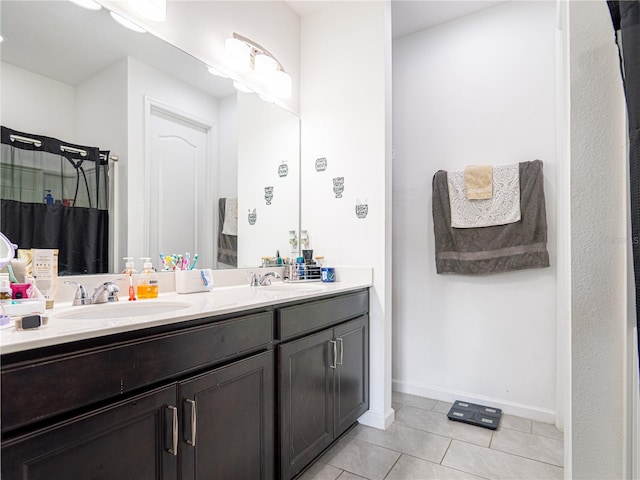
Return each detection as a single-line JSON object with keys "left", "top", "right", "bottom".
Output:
{"left": 2, "top": 311, "right": 273, "bottom": 434}
{"left": 277, "top": 290, "right": 368, "bottom": 341}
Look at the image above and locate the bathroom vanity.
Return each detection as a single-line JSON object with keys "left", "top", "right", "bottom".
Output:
{"left": 0, "top": 282, "right": 369, "bottom": 480}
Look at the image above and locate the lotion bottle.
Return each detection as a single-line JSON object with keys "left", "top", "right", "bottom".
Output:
{"left": 137, "top": 257, "right": 159, "bottom": 299}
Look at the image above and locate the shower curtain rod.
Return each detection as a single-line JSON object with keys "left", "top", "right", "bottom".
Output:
{"left": 10, "top": 134, "right": 42, "bottom": 147}
{"left": 9, "top": 132, "right": 119, "bottom": 162}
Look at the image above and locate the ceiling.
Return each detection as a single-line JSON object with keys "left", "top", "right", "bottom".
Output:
{"left": 2, "top": 1, "right": 506, "bottom": 97}
{"left": 0, "top": 1, "right": 235, "bottom": 98}
{"left": 390, "top": 1, "right": 507, "bottom": 38}
{"left": 285, "top": 0, "right": 507, "bottom": 39}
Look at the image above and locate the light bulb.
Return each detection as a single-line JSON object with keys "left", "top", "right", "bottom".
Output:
{"left": 225, "top": 37, "right": 251, "bottom": 72}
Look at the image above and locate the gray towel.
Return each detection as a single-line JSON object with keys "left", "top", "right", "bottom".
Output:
{"left": 432, "top": 159, "right": 549, "bottom": 274}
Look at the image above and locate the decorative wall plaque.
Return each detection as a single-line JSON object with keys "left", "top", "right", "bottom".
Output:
{"left": 264, "top": 186, "right": 274, "bottom": 205}
{"left": 248, "top": 209, "right": 257, "bottom": 225}
{"left": 355, "top": 199, "right": 368, "bottom": 219}
{"left": 333, "top": 177, "right": 344, "bottom": 198}
{"left": 315, "top": 157, "right": 327, "bottom": 172}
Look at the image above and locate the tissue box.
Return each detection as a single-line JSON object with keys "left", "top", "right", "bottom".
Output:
{"left": 175, "top": 269, "right": 214, "bottom": 294}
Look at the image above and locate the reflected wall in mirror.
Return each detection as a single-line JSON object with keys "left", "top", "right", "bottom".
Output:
{"left": 0, "top": 0, "right": 300, "bottom": 274}
{"left": 237, "top": 92, "right": 300, "bottom": 267}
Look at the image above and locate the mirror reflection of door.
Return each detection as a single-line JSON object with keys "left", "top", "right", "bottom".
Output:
{"left": 147, "top": 100, "right": 215, "bottom": 269}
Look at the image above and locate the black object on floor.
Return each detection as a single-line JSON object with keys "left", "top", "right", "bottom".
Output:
{"left": 447, "top": 400, "right": 502, "bottom": 430}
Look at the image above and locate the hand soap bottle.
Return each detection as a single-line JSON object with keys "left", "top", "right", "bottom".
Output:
{"left": 137, "top": 257, "right": 159, "bottom": 299}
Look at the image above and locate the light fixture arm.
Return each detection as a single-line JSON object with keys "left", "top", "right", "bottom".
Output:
{"left": 232, "top": 32, "right": 287, "bottom": 73}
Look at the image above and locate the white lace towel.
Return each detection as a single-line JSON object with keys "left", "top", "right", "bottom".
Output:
{"left": 222, "top": 197, "right": 238, "bottom": 236}
{"left": 447, "top": 163, "right": 521, "bottom": 228}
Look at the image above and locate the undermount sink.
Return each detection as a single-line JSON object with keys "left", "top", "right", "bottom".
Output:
{"left": 55, "top": 301, "right": 191, "bottom": 321}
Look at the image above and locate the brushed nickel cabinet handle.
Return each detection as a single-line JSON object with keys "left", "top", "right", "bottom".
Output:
{"left": 167, "top": 405, "right": 178, "bottom": 456}
{"left": 329, "top": 340, "right": 337, "bottom": 369}
{"left": 337, "top": 338, "right": 344, "bottom": 365}
{"left": 185, "top": 399, "right": 197, "bottom": 446}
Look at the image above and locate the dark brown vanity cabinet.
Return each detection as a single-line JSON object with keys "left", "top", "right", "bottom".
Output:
{"left": 1, "top": 289, "right": 369, "bottom": 480}
{"left": 2, "top": 384, "right": 179, "bottom": 479}
{"left": 277, "top": 291, "right": 369, "bottom": 480}
{"left": 1, "top": 311, "right": 274, "bottom": 480}
{"left": 179, "top": 350, "right": 274, "bottom": 480}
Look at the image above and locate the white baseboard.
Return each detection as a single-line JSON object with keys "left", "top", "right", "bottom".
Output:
{"left": 358, "top": 407, "right": 395, "bottom": 430}
{"left": 392, "top": 379, "right": 557, "bottom": 425}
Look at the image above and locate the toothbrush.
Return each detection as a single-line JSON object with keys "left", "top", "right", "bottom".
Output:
{"left": 189, "top": 253, "right": 199, "bottom": 270}
{"left": 159, "top": 253, "right": 167, "bottom": 271}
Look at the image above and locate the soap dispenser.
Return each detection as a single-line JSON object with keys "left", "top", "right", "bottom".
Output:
{"left": 137, "top": 257, "right": 159, "bottom": 299}
{"left": 123, "top": 257, "right": 137, "bottom": 301}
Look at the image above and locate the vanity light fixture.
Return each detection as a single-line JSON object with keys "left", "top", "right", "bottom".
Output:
{"left": 68, "top": 0, "right": 102, "bottom": 11}
{"left": 225, "top": 33, "right": 292, "bottom": 99}
{"left": 109, "top": 11, "right": 147, "bottom": 33}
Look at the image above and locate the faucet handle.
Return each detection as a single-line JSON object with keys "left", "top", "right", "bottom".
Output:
{"left": 65, "top": 281, "right": 91, "bottom": 306}
{"left": 248, "top": 272, "right": 259, "bottom": 287}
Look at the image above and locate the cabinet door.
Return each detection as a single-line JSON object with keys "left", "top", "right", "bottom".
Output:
{"left": 334, "top": 315, "right": 369, "bottom": 437}
{"left": 1, "top": 385, "right": 178, "bottom": 480}
{"left": 179, "top": 350, "right": 274, "bottom": 480}
{"left": 278, "top": 328, "right": 335, "bottom": 480}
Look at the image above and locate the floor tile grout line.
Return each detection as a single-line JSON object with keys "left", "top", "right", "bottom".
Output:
{"left": 488, "top": 444, "right": 564, "bottom": 468}
{"left": 439, "top": 437, "right": 454, "bottom": 465}
{"left": 450, "top": 438, "right": 565, "bottom": 470}
{"left": 402, "top": 452, "right": 494, "bottom": 480}
{"left": 382, "top": 453, "right": 404, "bottom": 480}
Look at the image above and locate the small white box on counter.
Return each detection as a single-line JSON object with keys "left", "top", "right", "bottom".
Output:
{"left": 175, "top": 269, "right": 214, "bottom": 294}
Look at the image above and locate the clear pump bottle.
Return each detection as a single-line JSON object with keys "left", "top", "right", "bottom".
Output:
{"left": 137, "top": 257, "right": 159, "bottom": 299}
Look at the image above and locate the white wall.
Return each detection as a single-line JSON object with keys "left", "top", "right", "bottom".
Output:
{"left": 300, "top": 1, "right": 393, "bottom": 429}
{"left": 392, "top": 1, "right": 558, "bottom": 421}
{"left": 568, "top": 1, "right": 628, "bottom": 478}
{"left": 1, "top": 63, "right": 75, "bottom": 140}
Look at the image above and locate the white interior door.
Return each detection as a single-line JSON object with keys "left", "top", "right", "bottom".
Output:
{"left": 147, "top": 101, "right": 214, "bottom": 269}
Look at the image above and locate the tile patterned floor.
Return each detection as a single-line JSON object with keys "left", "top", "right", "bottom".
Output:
{"left": 299, "top": 393, "right": 564, "bottom": 480}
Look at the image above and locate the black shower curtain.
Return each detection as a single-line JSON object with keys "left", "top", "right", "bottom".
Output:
{"left": 0, "top": 126, "right": 109, "bottom": 275}
{"left": 608, "top": 1, "right": 640, "bottom": 371}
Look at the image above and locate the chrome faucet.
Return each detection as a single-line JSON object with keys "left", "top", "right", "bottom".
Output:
{"left": 250, "top": 271, "right": 281, "bottom": 287}
{"left": 91, "top": 282, "right": 120, "bottom": 304}
{"left": 65, "top": 280, "right": 120, "bottom": 305}
{"left": 65, "top": 281, "right": 91, "bottom": 306}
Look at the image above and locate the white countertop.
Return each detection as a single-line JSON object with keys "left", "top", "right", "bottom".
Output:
{"left": 1, "top": 272, "right": 372, "bottom": 354}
